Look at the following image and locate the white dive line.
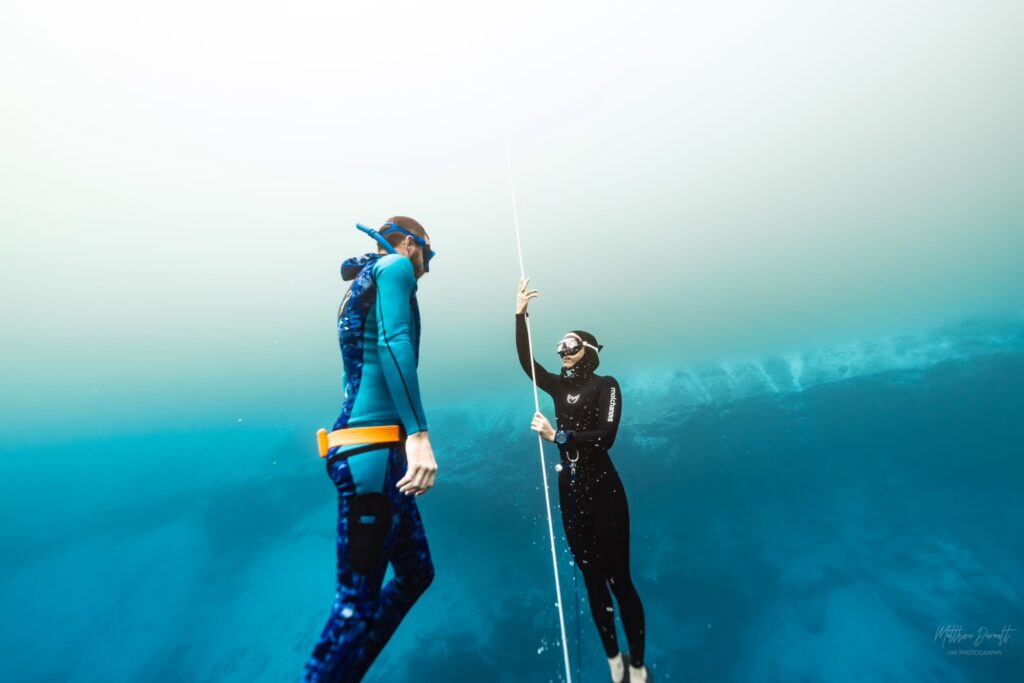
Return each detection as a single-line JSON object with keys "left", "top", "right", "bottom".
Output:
{"left": 505, "top": 132, "right": 573, "bottom": 683}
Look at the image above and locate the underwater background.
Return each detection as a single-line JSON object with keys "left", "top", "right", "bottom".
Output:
{"left": 2, "top": 318, "right": 1023, "bottom": 682}
{"left": 3, "top": 0, "right": 1023, "bottom": 681}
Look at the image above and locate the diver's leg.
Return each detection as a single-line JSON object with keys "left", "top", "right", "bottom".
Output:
{"left": 347, "top": 444, "right": 434, "bottom": 681}
{"left": 303, "top": 449, "right": 395, "bottom": 683}
{"left": 560, "top": 475, "right": 620, "bottom": 658}
{"left": 609, "top": 573, "right": 646, "bottom": 667}
{"left": 581, "top": 566, "right": 620, "bottom": 658}
{"left": 606, "top": 478, "right": 647, "bottom": 670}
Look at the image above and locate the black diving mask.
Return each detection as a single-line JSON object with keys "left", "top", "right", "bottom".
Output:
{"left": 557, "top": 334, "right": 599, "bottom": 357}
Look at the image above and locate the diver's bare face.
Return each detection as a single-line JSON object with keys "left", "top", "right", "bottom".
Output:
{"left": 413, "top": 234, "right": 432, "bottom": 279}
{"left": 394, "top": 234, "right": 431, "bottom": 279}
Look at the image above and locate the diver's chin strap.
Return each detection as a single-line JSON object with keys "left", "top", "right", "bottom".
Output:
{"left": 356, "top": 223, "right": 398, "bottom": 254}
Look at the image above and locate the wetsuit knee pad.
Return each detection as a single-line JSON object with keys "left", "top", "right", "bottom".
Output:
{"left": 346, "top": 493, "right": 393, "bottom": 574}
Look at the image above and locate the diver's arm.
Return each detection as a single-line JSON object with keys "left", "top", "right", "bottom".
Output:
{"left": 531, "top": 411, "right": 557, "bottom": 442}
{"left": 373, "top": 254, "right": 428, "bottom": 435}
{"left": 398, "top": 431, "right": 437, "bottom": 496}
{"left": 569, "top": 378, "right": 622, "bottom": 449}
{"left": 516, "top": 313, "right": 557, "bottom": 393}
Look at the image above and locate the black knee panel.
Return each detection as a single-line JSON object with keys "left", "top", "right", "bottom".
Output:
{"left": 347, "top": 493, "right": 393, "bottom": 574}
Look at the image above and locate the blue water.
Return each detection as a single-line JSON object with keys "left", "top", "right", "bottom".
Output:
{"left": 2, "top": 319, "right": 1021, "bottom": 682}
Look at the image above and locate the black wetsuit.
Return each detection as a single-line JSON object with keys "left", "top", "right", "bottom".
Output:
{"left": 516, "top": 313, "right": 646, "bottom": 667}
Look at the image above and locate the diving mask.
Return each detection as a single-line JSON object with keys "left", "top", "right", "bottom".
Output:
{"left": 557, "top": 334, "right": 599, "bottom": 358}
{"left": 356, "top": 222, "right": 436, "bottom": 272}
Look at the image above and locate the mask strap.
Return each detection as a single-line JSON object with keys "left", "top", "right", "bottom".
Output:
{"left": 356, "top": 224, "right": 398, "bottom": 254}
{"left": 380, "top": 222, "right": 434, "bottom": 272}
{"left": 381, "top": 222, "right": 418, "bottom": 243}
{"left": 382, "top": 223, "right": 432, "bottom": 251}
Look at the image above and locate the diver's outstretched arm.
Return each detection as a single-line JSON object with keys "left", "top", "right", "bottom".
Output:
{"left": 515, "top": 278, "right": 558, "bottom": 394}
{"left": 515, "top": 313, "right": 558, "bottom": 393}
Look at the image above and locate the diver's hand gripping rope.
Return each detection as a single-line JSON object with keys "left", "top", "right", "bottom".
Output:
{"left": 506, "top": 133, "right": 574, "bottom": 683}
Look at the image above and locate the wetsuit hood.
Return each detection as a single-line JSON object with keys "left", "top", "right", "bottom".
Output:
{"left": 341, "top": 253, "right": 383, "bottom": 281}
{"left": 562, "top": 329, "right": 602, "bottom": 381}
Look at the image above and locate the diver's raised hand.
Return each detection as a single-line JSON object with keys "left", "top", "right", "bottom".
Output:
{"left": 530, "top": 411, "right": 556, "bottom": 442}
{"left": 517, "top": 277, "right": 539, "bottom": 315}
{"left": 398, "top": 431, "right": 438, "bottom": 496}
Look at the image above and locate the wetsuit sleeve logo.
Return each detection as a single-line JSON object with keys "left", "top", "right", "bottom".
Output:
{"left": 607, "top": 386, "right": 617, "bottom": 422}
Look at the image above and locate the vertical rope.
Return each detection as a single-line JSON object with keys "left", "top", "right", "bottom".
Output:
{"left": 506, "top": 132, "right": 574, "bottom": 683}
{"left": 570, "top": 467, "right": 583, "bottom": 683}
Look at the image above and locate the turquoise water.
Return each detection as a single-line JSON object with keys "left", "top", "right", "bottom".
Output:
{"left": 2, "top": 318, "right": 1021, "bottom": 682}
{"left": 4, "top": 2, "right": 1024, "bottom": 681}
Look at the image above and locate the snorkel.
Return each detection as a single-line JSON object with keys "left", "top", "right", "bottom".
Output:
{"left": 356, "top": 222, "right": 436, "bottom": 273}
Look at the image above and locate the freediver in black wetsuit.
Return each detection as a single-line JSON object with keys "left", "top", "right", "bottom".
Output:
{"left": 515, "top": 278, "right": 651, "bottom": 683}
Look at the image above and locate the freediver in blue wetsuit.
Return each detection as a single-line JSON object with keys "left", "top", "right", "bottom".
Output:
{"left": 516, "top": 279, "right": 651, "bottom": 683}
{"left": 303, "top": 217, "right": 438, "bottom": 683}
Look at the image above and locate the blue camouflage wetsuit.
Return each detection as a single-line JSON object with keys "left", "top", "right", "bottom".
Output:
{"left": 303, "top": 252, "right": 434, "bottom": 683}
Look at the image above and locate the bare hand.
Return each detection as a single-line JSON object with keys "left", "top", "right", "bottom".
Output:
{"left": 530, "top": 411, "right": 556, "bottom": 442}
{"left": 397, "top": 431, "right": 438, "bottom": 496}
{"left": 517, "top": 277, "right": 539, "bottom": 315}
